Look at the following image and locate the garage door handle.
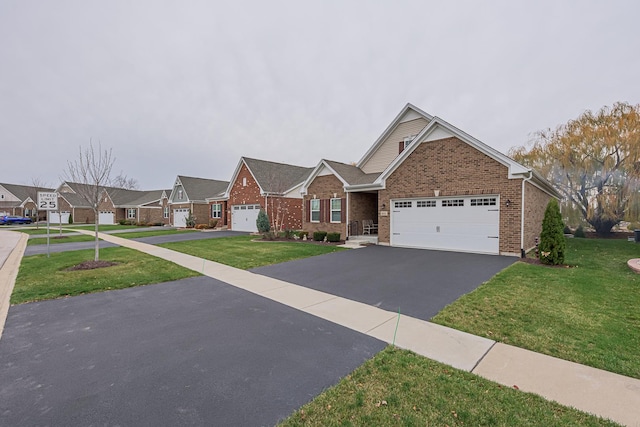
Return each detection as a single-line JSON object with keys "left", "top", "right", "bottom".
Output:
{"left": 488, "top": 209, "right": 499, "bottom": 211}
{"left": 488, "top": 236, "right": 499, "bottom": 239}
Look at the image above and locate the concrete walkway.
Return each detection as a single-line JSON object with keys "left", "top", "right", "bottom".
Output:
{"left": 2, "top": 229, "right": 639, "bottom": 426}
{"left": 0, "top": 231, "right": 28, "bottom": 339}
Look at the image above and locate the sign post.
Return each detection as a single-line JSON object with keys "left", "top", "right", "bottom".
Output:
{"left": 38, "top": 192, "right": 58, "bottom": 258}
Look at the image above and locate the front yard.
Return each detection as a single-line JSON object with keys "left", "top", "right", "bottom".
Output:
{"left": 159, "top": 234, "right": 346, "bottom": 270}
{"left": 432, "top": 238, "right": 640, "bottom": 379}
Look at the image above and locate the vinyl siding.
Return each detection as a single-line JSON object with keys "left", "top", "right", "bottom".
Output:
{"left": 360, "top": 118, "right": 429, "bottom": 174}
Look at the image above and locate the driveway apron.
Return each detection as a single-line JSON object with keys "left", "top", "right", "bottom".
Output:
{"left": 0, "top": 277, "right": 384, "bottom": 426}
{"left": 251, "top": 245, "right": 517, "bottom": 321}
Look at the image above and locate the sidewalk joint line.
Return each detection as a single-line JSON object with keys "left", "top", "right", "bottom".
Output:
{"left": 365, "top": 315, "right": 398, "bottom": 335}
{"left": 470, "top": 340, "right": 497, "bottom": 373}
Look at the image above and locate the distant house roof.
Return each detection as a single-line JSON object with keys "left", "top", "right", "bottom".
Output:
{"left": 57, "top": 182, "right": 170, "bottom": 208}
{"left": 174, "top": 176, "right": 229, "bottom": 202}
{"left": 0, "top": 182, "right": 55, "bottom": 207}
{"left": 241, "top": 157, "right": 314, "bottom": 194}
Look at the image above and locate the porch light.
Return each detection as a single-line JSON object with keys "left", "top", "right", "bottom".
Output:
{"left": 381, "top": 203, "right": 386, "bottom": 209}
{"left": 506, "top": 199, "right": 511, "bottom": 207}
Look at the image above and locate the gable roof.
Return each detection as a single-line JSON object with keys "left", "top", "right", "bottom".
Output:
{"left": 57, "top": 181, "right": 171, "bottom": 208}
{"left": 225, "top": 157, "right": 314, "bottom": 196}
{"left": 349, "top": 114, "right": 559, "bottom": 197}
{"left": 356, "top": 103, "right": 433, "bottom": 169}
{"left": 173, "top": 176, "right": 229, "bottom": 202}
{"left": 300, "top": 159, "right": 380, "bottom": 194}
{"left": 0, "top": 183, "right": 55, "bottom": 203}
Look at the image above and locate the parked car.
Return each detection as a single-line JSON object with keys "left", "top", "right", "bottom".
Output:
{"left": 0, "top": 215, "right": 33, "bottom": 225}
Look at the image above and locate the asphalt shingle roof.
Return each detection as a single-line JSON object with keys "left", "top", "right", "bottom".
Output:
{"left": 323, "top": 160, "right": 381, "bottom": 186}
{"left": 0, "top": 183, "right": 55, "bottom": 204}
{"left": 176, "top": 176, "right": 229, "bottom": 201}
{"left": 243, "top": 157, "right": 313, "bottom": 193}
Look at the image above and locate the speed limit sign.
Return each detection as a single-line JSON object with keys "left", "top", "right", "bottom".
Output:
{"left": 38, "top": 192, "right": 58, "bottom": 211}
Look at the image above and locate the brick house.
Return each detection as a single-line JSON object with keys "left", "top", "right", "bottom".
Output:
{"left": 0, "top": 183, "right": 55, "bottom": 221}
{"left": 220, "top": 157, "right": 313, "bottom": 232}
{"left": 301, "top": 104, "right": 559, "bottom": 256}
{"left": 169, "top": 176, "right": 229, "bottom": 227}
{"left": 55, "top": 182, "right": 171, "bottom": 225}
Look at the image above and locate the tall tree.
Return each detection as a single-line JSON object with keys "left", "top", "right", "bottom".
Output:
{"left": 64, "top": 141, "right": 115, "bottom": 261}
{"left": 510, "top": 102, "right": 640, "bottom": 235}
{"left": 112, "top": 172, "right": 139, "bottom": 190}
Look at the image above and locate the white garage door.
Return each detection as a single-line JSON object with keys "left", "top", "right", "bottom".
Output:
{"left": 391, "top": 196, "right": 500, "bottom": 254}
{"left": 50, "top": 211, "right": 70, "bottom": 224}
{"left": 173, "top": 209, "right": 190, "bottom": 227}
{"left": 99, "top": 211, "right": 114, "bottom": 225}
{"left": 231, "top": 204, "right": 261, "bottom": 232}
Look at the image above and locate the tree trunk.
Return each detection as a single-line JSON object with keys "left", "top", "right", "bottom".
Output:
{"left": 94, "top": 209, "right": 100, "bottom": 261}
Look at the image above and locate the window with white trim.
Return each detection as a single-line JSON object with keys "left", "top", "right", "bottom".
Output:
{"left": 177, "top": 189, "right": 183, "bottom": 199}
{"left": 442, "top": 199, "right": 464, "bottom": 207}
{"left": 127, "top": 208, "right": 136, "bottom": 219}
{"left": 403, "top": 135, "right": 416, "bottom": 149}
{"left": 310, "top": 199, "right": 320, "bottom": 222}
{"left": 417, "top": 200, "right": 436, "bottom": 208}
{"left": 163, "top": 207, "right": 169, "bottom": 218}
{"left": 330, "top": 198, "right": 341, "bottom": 223}
{"left": 470, "top": 197, "right": 497, "bottom": 206}
{"left": 211, "top": 203, "right": 222, "bottom": 218}
{"left": 394, "top": 201, "right": 412, "bottom": 208}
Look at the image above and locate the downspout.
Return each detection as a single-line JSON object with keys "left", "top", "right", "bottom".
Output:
{"left": 520, "top": 171, "right": 533, "bottom": 258}
{"left": 346, "top": 191, "right": 350, "bottom": 239}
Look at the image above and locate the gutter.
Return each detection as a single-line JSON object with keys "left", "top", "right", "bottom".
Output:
{"left": 520, "top": 171, "right": 533, "bottom": 258}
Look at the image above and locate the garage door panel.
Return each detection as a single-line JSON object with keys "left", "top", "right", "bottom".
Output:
{"left": 391, "top": 196, "right": 500, "bottom": 254}
{"left": 231, "top": 205, "right": 260, "bottom": 232}
{"left": 173, "top": 209, "right": 189, "bottom": 227}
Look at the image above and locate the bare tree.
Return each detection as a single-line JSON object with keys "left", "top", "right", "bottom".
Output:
{"left": 112, "top": 172, "right": 139, "bottom": 190}
{"left": 64, "top": 141, "right": 115, "bottom": 261}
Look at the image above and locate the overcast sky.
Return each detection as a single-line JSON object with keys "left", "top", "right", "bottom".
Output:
{"left": 1, "top": 1, "right": 639, "bottom": 189}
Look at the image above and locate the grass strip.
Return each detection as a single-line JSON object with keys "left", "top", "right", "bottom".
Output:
{"left": 12, "top": 247, "right": 200, "bottom": 304}
{"left": 432, "top": 238, "right": 640, "bottom": 378}
{"left": 280, "top": 346, "right": 619, "bottom": 426}
{"left": 160, "top": 235, "right": 346, "bottom": 270}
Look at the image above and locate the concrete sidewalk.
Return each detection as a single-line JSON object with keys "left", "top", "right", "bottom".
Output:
{"left": 0, "top": 230, "right": 28, "bottom": 339}
{"left": 3, "top": 229, "right": 639, "bottom": 425}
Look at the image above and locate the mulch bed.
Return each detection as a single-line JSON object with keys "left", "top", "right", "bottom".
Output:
{"left": 65, "top": 261, "right": 119, "bottom": 271}
{"left": 253, "top": 237, "right": 345, "bottom": 246}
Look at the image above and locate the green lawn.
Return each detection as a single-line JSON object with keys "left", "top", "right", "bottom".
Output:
{"left": 62, "top": 224, "right": 139, "bottom": 231}
{"left": 160, "top": 235, "right": 346, "bottom": 270}
{"left": 111, "top": 229, "right": 197, "bottom": 239}
{"left": 280, "top": 346, "right": 618, "bottom": 427}
{"left": 12, "top": 247, "right": 200, "bottom": 304}
{"left": 27, "top": 235, "right": 96, "bottom": 245}
{"left": 433, "top": 238, "right": 640, "bottom": 378}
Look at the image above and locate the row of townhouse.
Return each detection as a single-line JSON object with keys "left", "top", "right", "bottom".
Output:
{"left": 1, "top": 104, "right": 559, "bottom": 256}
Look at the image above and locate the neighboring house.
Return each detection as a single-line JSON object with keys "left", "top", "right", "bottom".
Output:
{"left": 301, "top": 103, "right": 559, "bottom": 256}
{"left": 0, "top": 183, "right": 55, "bottom": 220}
{"left": 169, "top": 176, "right": 229, "bottom": 227}
{"left": 221, "top": 157, "right": 313, "bottom": 232}
{"left": 55, "top": 182, "right": 171, "bottom": 225}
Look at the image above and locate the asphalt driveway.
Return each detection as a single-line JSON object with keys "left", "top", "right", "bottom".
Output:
{"left": 251, "top": 245, "right": 517, "bottom": 322}
{"left": 0, "top": 277, "right": 384, "bottom": 426}
{"left": 24, "top": 230, "right": 248, "bottom": 255}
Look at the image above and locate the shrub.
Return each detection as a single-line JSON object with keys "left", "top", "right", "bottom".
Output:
{"left": 118, "top": 219, "right": 126, "bottom": 225}
{"left": 68, "top": 213, "right": 73, "bottom": 225}
{"left": 185, "top": 210, "right": 196, "bottom": 228}
{"left": 539, "top": 199, "right": 566, "bottom": 265}
{"left": 313, "top": 231, "right": 327, "bottom": 241}
{"left": 563, "top": 225, "right": 572, "bottom": 234}
{"left": 574, "top": 225, "right": 586, "bottom": 238}
{"left": 256, "top": 209, "right": 270, "bottom": 233}
{"left": 195, "top": 224, "right": 208, "bottom": 230}
{"left": 283, "top": 229, "right": 295, "bottom": 239}
{"left": 627, "top": 222, "right": 640, "bottom": 231}
{"left": 327, "top": 232, "right": 341, "bottom": 242}
{"left": 209, "top": 219, "right": 218, "bottom": 229}
{"left": 262, "top": 231, "right": 276, "bottom": 240}
{"left": 297, "top": 231, "right": 309, "bottom": 239}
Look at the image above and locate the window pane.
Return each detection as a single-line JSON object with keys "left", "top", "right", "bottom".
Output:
{"left": 331, "top": 198, "right": 341, "bottom": 210}
{"left": 311, "top": 211, "right": 320, "bottom": 221}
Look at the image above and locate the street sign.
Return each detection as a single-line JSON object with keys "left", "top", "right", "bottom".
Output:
{"left": 37, "top": 192, "right": 58, "bottom": 211}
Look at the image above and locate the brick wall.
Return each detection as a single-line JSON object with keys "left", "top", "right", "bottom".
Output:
{"left": 524, "top": 181, "right": 552, "bottom": 252}
{"left": 266, "top": 196, "right": 303, "bottom": 230}
{"left": 303, "top": 174, "right": 347, "bottom": 237}
{"left": 208, "top": 200, "right": 228, "bottom": 228}
{"left": 379, "top": 137, "right": 524, "bottom": 255}
{"left": 228, "top": 163, "right": 262, "bottom": 229}
{"left": 348, "top": 192, "right": 377, "bottom": 235}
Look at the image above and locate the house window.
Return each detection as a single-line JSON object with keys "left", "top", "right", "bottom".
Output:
{"left": 394, "top": 201, "right": 412, "bottom": 208}
{"left": 211, "top": 203, "right": 222, "bottom": 218}
{"left": 417, "top": 200, "right": 436, "bottom": 208}
{"left": 127, "top": 208, "right": 136, "bottom": 219}
{"left": 163, "top": 207, "right": 169, "bottom": 218}
{"left": 242, "top": 177, "right": 247, "bottom": 187}
{"left": 442, "top": 199, "right": 464, "bottom": 207}
{"left": 177, "top": 189, "right": 183, "bottom": 199}
{"left": 310, "top": 199, "right": 320, "bottom": 222}
{"left": 404, "top": 135, "right": 416, "bottom": 149}
{"left": 330, "top": 198, "right": 341, "bottom": 223}
{"left": 470, "top": 198, "right": 497, "bottom": 206}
